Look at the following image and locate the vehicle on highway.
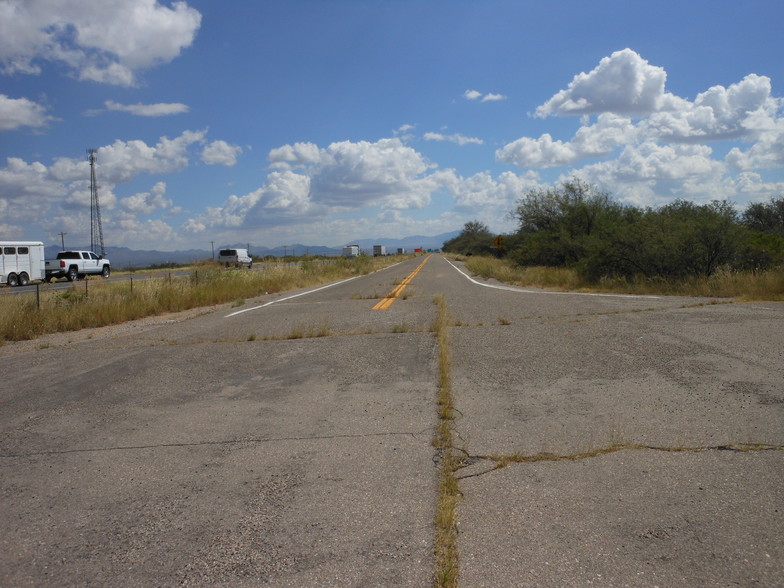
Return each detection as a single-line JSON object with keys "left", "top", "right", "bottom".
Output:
{"left": 1, "top": 241, "right": 46, "bottom": 286}
{"left": 45, "top": 250, "right": 111, "bottom": 282}
{"left": 218, "top": 248, "right": 252, "bottom": 268}
{"left": 342, "top": 245, "right": 360, "bottom": 258}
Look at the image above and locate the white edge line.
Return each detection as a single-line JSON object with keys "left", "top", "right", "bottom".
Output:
{"left": 443, "top": 258, "right": 660, "bottom": 299}
{"left": 225, "top": 275, "right": 360, "bottom": 318}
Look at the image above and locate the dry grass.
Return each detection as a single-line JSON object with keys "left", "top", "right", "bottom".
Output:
{"left": 0, "top": 257, "right": 396, "bottom": 344}
{"left": 460, "top": 255, "right": 784, "bottom": 300}
{"left": 431, "top": 294, "right": 460, "bottom": 588}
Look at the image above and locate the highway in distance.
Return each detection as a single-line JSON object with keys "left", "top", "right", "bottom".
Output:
{"left": 1, "top": 254, "right": 782, "bottom": 586}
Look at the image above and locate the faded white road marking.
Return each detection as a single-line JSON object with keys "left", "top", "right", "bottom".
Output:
{"left": 443, "top": 258, "right": 660, "bottom": 299}
{"left": 224, "top": 276, "right": 360, "bottom": 317}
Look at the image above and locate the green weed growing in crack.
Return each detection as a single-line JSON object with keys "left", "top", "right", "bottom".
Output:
{"left": 432, "top": 293, "right": 460, "bottom": 588}
{"left": 350, "top": 291, "right": 382, "bottom": 300}
{"left": 285, "top": 321, "right": 331, "bottom": 339}
{"left": 392, "top": 321, "right": 411, "bottom": 333}
{"left": 481, "top": 442, "right": 784, "bottom": 473}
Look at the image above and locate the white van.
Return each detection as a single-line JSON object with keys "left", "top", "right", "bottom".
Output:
{"left": 218, "top": 248, "right": 252, "bottom": 268}
{"left": 1, "top": 241, "right": 46, "bottom": 286}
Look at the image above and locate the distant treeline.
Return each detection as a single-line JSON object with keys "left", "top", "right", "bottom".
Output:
{"left": 443, "top": 179, "right": 784, "bottom": 281}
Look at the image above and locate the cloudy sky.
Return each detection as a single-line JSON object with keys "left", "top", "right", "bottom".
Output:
{"left": 1, "top": 0, "right": 782, "bottom": 251}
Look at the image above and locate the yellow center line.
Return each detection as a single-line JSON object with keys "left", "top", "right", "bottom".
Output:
{"left": 373, "top": 255, "right": 431, "bottom": 310}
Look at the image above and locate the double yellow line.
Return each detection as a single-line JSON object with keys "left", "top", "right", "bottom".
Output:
{"left": 373, "top": 255, "right": 431, "bottom": 310}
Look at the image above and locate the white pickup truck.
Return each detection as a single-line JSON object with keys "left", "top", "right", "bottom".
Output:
{"left": 45, "top": 250, "right": 111, "bottom": 282}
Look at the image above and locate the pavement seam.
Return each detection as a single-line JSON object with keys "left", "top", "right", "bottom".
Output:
{"left": 0, "top": 430, "right": 428, "bottom": 459}
{"left": 432, "top": 293, "right": 460, "bottom": 588}
{"left": 455, "top": 443, "right": 784, "bottom": 480}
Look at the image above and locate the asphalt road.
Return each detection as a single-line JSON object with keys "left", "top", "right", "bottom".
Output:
{"left": 1, "top": 254, "right": 782, "bottom": 586}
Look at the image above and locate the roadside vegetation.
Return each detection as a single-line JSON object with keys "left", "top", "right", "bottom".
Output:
{"left": 0, "top": 255, "right": 397, "bottom": 344}
{"left": 431, "top": 294, "right": 460, "bottom": 588}
{"left": 443, "top": 180, "right": 784, "bottom": 300}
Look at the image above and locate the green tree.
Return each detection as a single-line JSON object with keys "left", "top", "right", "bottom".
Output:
{"left": 509, "top": 179, "right": 748, "bottom": 280}
{"left": 510, "top": 179, "right": 624, "bottom": 266}
{"left": 582, "top": 200, "right": 744, "bottom": 279}
{"left": 442, "top": 221, "right": 496, "bottom": 256}
{"left": 743, "top": 196, "right": 784, "bottom": 235}
{"left": 739, "top": 197, "right": 784, "bottom": 269}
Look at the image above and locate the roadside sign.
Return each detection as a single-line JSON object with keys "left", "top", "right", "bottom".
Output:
{"left": 493, "top": 235, "right": 505, "bottom": 248}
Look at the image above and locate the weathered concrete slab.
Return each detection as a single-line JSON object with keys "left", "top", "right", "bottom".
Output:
{"left": 458, "top": 450, "right": 783, "bottom": 586}
{"left": 1, "top": 316, "right": 437, "bottom": 586}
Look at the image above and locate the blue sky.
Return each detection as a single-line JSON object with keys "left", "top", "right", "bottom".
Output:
{"left": 1, "top": 0, "right": 782, "bottom": 251}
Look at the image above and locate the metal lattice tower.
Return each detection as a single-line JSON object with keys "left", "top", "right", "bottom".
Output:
{"left": 87, "top": 148, "right": 105, "bottom": 256}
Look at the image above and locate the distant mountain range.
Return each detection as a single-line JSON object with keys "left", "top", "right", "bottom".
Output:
{"left": 44, "top": 230, "right": 460, "bottom": 268}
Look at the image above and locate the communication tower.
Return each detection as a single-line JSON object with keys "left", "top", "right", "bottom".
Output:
{"left": 87, "top": 148, "right": 105, "bottom": 256}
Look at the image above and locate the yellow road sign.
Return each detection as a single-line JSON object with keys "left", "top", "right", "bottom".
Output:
{"left": 493, "top": 235, "right": 505, "bottom": 248}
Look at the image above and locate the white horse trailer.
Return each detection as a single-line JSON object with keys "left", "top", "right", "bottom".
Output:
{"left": 1, "top": 241, "right": 46, "bottom": 286}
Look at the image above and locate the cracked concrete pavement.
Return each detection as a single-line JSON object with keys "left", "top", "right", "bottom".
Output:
{"left": 441, "top": 260, "right": 784, "bottom": 586}
{"left": 1, "top": 254, "right": 782, "bottom": 586}
{"left": 1, "top": 260, "right": 440, "bottom": 586}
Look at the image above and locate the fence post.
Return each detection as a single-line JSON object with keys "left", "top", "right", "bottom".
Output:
{"left": 130, "top": 275, "right": 133, "bottom": 292}
{"left": 36, "top": 283, "right": 40, "bottom": 310}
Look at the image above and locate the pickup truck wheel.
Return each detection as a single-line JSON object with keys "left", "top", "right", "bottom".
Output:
{"left": 101, "top": 266, "right": 110, "bottom": 278}
{"left": 7, "top": 273, "right": 18, "bottom": 287}
{"left": 18, "top": 272, "right": 29, "bottom": 286}
{"left": 67, "top": 267, "right": 78, "bottom": 282}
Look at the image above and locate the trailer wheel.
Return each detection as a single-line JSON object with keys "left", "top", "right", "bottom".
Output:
{"left": 102, "top": 265, "right": 110, "bottom": 278}
{"left": 7, "top": 273, "right": 18, "bottom": 287}
{"left": 67, "top": 267, "right": 78, "bottom": 282}
{"left": 18, "top": 272, "right": 29, "bottom": 286}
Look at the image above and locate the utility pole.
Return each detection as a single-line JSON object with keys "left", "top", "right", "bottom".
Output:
{"left": 58, "top": 232, "right": 67, "bottom": 251}
{"left": 210, "top": 241, "right": 215, "bottom": 260}
{"left": 87, "top": 149, "right": 105, "bottom": 256}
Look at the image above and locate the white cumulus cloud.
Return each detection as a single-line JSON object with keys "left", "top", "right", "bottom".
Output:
{"left": 120, "top": 181, "right": 172, "bottom": 214}
{"left": 0, "top": 94, "right": 56, "bottom": 130}
{"left": 0, "top": 0, "right": 202, "bottom": 86}
{"left": 496, "top": 49, "right": 784, "bottom": 209}
{"left": 97, "top": 129, "right": 206, "bottom": 182}
{"left": 497, "top": 113, "right": 637, "bottom": 168}
{"left": 201, "top": 140, "right": 242, "bottom": 166}
{"left": 268, "top": 138, "right": 439, "bottom": 209}
{"left": 535, "top": 48, "right": 674, "bottom": 117}
{"left": 185, "top": 138, "right": 458, "bottom": 234}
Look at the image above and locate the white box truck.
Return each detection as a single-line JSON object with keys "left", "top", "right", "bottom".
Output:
{"left": 372, "top": 245, "right": 386, "bottom": 257}
{"left": 342, "top": 245, "right": 360, "bottom": 258}
{"left": 1, "top": 241, "right": 46, "bottom": 286}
